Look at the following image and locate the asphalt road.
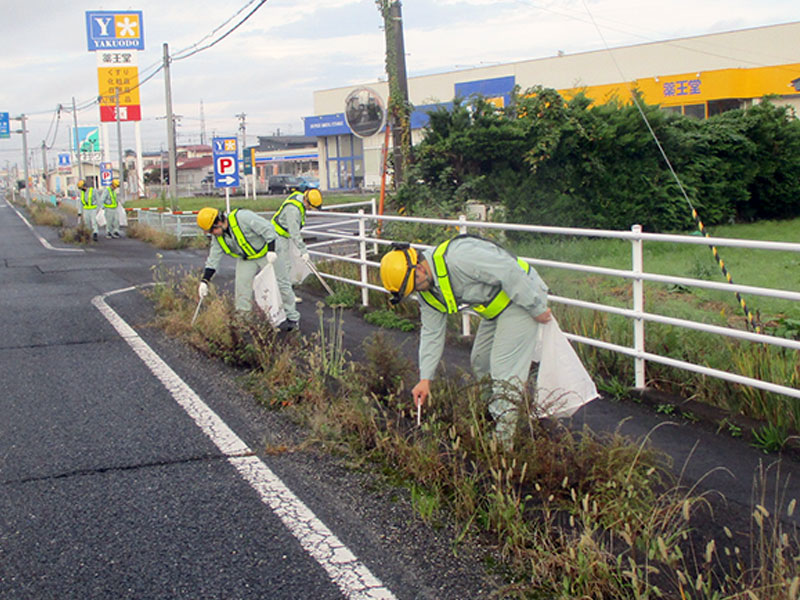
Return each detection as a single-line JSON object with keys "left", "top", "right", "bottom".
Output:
{"left": 0, "top": 201, "right": 500, "bottom": 600}
{"left": 2, "top": 199, "right": 799, "bottom": 599}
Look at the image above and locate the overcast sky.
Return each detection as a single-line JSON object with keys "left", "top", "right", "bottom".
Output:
{"left": 1, "top": 0, "right": 799, "bottom": 169}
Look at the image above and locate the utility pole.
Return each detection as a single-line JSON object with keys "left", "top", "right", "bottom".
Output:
{"left": 236, "top": 112, "right": 246, "bottom": 149}
{"left": 236, "top": 112, "right": 247, "bottom": 196}
{"left": 71, "top": 97, "right": 84, "bottom": 182}
{"left": 378, "top": 0, "right": 411, "bottom": 187}
{"left": 163, "top": 42, "right": 178, "bottom": 208}
{"left": 14, "top": 114, "right": 30, "bottom": 205}
{"left": 5, "top": 160, "right": 12, "bottom": 202}
{"left": 41, "top": 141, "right": 48, "bottom": 194}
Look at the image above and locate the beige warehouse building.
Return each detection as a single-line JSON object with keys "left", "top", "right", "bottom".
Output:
{"left": 305, "top": 21, "right": 800, "bottom": 193}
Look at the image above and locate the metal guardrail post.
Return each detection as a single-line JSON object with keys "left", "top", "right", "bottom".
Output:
{"left": 370, "top": 197, "right": 378, "bottom": 255}
{"left": 458, "top": 214, "right": 471, "bottom": 337}
{"left": 631, "top": 224, "right": 646, "bottom": 388}
{"left": 359, "top": 209, "right": 369, "bottom": 307}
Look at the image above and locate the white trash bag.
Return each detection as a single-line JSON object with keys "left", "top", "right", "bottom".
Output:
{"left": 253, "top": 263, "right": 287, "bottom": 327}
{"left": 117, "top": 204, "right": 128, "bottom": 227}
{"left": 95, "top": 208, "right": 106, "bottom": 227}
{"left": 536, "top": 318, "right": 599, "bottom": 418}
{"left": 289, "top": 242, "right": 313, "bottom": 285}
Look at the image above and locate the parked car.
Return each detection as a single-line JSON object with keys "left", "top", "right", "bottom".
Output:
{"left": 298, "top": 176, "right": 320, "bottom": 189}
{"left": 268, "top": 174, "right": 304, "bottom": 195}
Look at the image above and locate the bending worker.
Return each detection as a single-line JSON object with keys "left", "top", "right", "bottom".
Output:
{"left": 77, "top": 179, "right": 99, "bottom": 242}
{"left": 196, "top": 207, "right": 278, "bottom": 315}
{"left": 380, "top": 234, "right": 552, "bottom": 446}
{"left": 99, "top": 178, "right": 121, "bottom": 238}
{"left": 270, "top": 187, "right": 324, "bottom": 332}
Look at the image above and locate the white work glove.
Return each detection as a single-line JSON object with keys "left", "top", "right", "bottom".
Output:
{"left": 300, "top": 251, "right": 310, "bottom": 263}
{"left": 267, "top": 251, "right": 277, "bottom": 264}
{"left": 198, "top": 281, "right": 209, "bottom": 300}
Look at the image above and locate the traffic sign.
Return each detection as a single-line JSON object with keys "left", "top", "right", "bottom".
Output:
{"left": 0, "top": 112, "right": 9, "bottom": 139}
{"left": 212, "top": 137, "right": 239, "bottom": 188}
{"left": 243, "top": 146, "right": 256, "bottom": 176}
{"left": 58, "top": 154, "right": 71, "bottom": 173}
{"left": 100, "top": 162, "right": 113, "bottom": 187}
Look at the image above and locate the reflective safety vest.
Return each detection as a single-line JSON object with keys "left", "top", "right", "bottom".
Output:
{"left": 215, "top": 209, "right": 271, "bottom": 260}
{"left": 103, "top": 189, "right": 117, "bottom": 209}
{"left": 271, "top": 192, "right": 306, "bottom": 238}
{"left": 418, "top": 236, "right": 531, "bottom": 320}
{"left": 80, "top": 189, "right": 96, "bottom": 210}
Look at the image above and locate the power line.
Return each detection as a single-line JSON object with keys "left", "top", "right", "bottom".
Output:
{"left": 172, "top": 0, "right": 269, "bottom": 61}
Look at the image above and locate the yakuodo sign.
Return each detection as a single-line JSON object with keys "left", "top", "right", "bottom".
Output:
{"left": 86, "top": 11, "right": 145, "bottom": 51}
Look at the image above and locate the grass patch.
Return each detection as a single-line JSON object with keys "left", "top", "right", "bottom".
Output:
{"left": 127, "top": 222, "right": 209, "bottom": 250}
{"left": 364, "top": 309, "right": 416, "bottom": 331}
{"left": 144, "top": 267, "right": 800, "bottom": 599}
{"left": 125, "top": 192, "right": 366, "bottom": 213}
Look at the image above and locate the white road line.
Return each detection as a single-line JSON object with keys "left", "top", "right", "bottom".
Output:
{"left": 6, "top": 200, "right": 84, "bottom": 253}
{"left": 92, "top": 286, "right": 397, "bottom": 600}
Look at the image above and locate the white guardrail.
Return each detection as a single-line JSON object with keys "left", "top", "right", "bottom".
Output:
{"left": 129, "top": 198, "right": 800, "bottom": 401}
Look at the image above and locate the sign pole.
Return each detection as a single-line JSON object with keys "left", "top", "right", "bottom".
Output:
{"left": 225, "top": 188, "right": 230, "bottom": 214}
{"left": 115, "top": 90, "right": 125, "bottom": 203}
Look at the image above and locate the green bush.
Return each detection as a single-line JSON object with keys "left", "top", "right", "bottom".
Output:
{"left": 394, "top": 88, "right": 800, "bottom": 232}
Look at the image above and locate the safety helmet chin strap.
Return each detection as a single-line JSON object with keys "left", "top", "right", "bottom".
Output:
{"left": 390, "top": 242, "right": 416, "bottom": 305}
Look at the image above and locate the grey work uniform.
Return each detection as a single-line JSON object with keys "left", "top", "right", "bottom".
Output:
{"left": 415, "top": 236, "right": 549, "bottom": 441}
{"left": 79, "top": 189, "right": 99, "bottom": 236}
{"left": 204, "top": 209, "right": 278, "bottom": 313}
{"left": 98, "top": 187, "right": 120, "bottom": 236}
{"left": 270, "top": 192, "right": 308, "bottom": 323}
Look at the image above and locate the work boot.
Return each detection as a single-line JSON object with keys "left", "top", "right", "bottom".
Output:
{"left": 92, "top": 232, "right": 98, "bottom": 242}
{"left": 106, "top": 233, "right": 112, "bottom": 238}
{"left": 294, "top": 295, "right": 302, "bottom": 303}
{"left": 112, "top": 232, "right": 121, "bottom": 238}
{"left": 278, "top": 319, "right": 298, "bottom": 332}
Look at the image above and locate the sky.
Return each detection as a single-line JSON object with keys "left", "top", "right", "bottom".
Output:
{"left": 1, "top": 0, "right": 799, "bottom": 171}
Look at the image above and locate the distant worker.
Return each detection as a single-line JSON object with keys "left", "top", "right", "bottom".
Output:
{"left": 270, "top": 186, "right": 324, "bottom": 332}
{"left": 196, "top": 207, "right": 278, "bottom": 314}
{"left": 77, "top": 179, "right": 99, "bottom": 242}
{"left": 380, "top": 235, "right": 553, "bottom": 448}
{"left": 100, "top": 179, "right": 122, "bottom": 238}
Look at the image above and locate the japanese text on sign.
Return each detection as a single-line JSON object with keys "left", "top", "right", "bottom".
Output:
{"left": 663, "top": 79, "right": 702, "bottom": 97}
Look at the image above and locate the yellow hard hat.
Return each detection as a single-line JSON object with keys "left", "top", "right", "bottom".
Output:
{"left": 77, "top": 179, "right": 86, "bottom": 190}
{"left": 304, "top": 188, "right": 323, "bottom": 208}
{"left": 197, "top": 207, "right": 219, "bottom": 231}
{"left": 111, "top": 179, "right": 119, "bottom": 188}
{"left": 380, "top": 244, "right": 417, "bottom": 304}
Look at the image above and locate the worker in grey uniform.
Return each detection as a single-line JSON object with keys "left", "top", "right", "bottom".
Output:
{"left": 379, "top": 234, "right": 552, "bottom": 446}
{"left": 195, "top": 207, "right": 278, "bottom": 314}
{"left": 76, "top": 179, "right": 99, "bottom": 242}
{"left": 99, "top": 178, "right": 121, "bottom": 238}
{"left": 270, "top": 187, "right": 324, "bottom": 332}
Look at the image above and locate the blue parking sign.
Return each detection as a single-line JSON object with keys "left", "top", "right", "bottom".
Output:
{"left": 212, "top": 137, "right": 239, "bottom": 188}
{"left": 0, "top": 113, "right": 9, "bottom": 139}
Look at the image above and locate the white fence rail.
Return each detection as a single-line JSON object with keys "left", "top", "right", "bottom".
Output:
{"left": 128, "top": 198, "right": 800, "bottom": 401}
{"left": 304, "top": 209, "right": 800, "bottom": 401}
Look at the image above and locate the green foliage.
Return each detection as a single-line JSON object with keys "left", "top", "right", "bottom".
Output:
{"left": 751, "top": 423, "right": 790, "bottom": 454}
{"left": 364, "top": 309, "right": 417, "bottom": 331}
{"left": 395, "top": 87, "right": 800, "bottom": 232}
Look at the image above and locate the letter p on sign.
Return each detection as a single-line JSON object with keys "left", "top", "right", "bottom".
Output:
{"left": 217, "top": 157, "right": 235, "bottom": 175}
